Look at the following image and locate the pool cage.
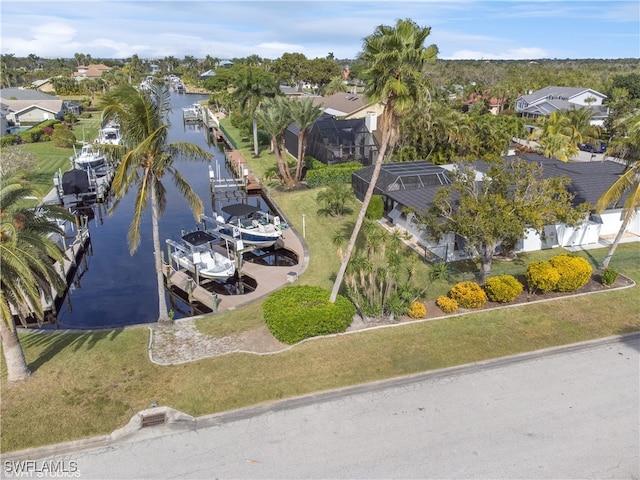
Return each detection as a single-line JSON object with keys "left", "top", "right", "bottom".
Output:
{"left": 303, "top": 115, "right": 378, "bottom": 166}
{"left": 351, "top": 161, "right": 452, "bottom": 202}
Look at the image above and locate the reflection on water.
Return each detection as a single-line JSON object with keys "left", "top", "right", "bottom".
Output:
{"left": 50, "top": 92, "right": 232, "bottom": 329}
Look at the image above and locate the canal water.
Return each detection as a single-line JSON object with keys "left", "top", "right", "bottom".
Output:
{"left": 50, "top": 91, "right": 256, "bottom": 330}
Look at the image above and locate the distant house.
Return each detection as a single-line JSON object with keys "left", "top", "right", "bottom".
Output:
{"left": 199, "top": 69, "right": 216, "bottom": 80}
{"left": 219, "top": 60, "right": 234, "bottom": 68}
{"left": 0, "top": 88, "right": 81, "bottom": 126}
{"left": 352, "top": 154, "right": 639, "bottom": 261}
{"left": 31, "top": 78, "right": 55, "bottom": 93}
{"left": 515, "top": 86, "right": 609, "bottom": 126}
{"left": 311, "top": 92, "right": 383, "bottom": 120}
{"left": 73, "top": 64, "right": 111, "bottom": 80}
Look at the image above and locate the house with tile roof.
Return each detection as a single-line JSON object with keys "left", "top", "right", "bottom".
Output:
{"left": 515, "top": 86, "right": 609, "bottom": 126}
{"left": 73, "top": 64, "right": 111, "bottom": 80}
{"left": 352, "top": 154, "right": 638, "bottom": 261}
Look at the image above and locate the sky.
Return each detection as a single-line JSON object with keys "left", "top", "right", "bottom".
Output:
{"left": 1, "top": 1, "right": 638, "bottom": 61}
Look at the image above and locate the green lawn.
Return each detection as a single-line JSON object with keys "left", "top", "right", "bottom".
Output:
{"left": 2, "top": 120, "right": 639, "bottom": 453}
{"left": 2, "top": 244, "right": 638, "bottom": 453}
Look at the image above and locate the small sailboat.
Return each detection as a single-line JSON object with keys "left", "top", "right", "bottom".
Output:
{"left": 166, "top": 230, "right": 235, "bottom": 280}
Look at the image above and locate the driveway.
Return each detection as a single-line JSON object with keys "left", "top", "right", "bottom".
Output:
{"left": 4, "top": 335, "right": 638, "bottom": 479}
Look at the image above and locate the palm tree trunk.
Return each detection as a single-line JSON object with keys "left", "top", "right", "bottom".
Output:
{"left": 330, "top": 129, "right": 391, "bottom": 303}
{"left": 0, "top": 319, "right": 31, "bottom": 382}
{"left": 295, "top": 132, "right": 305, "bottom": 182}
{"left": 601, "top": 213, "right": 631, "bottom": 269}
{"left": 151, "top": 183, "right": 171, "bottom": 324}
{"left": 252, "top": 117, "right": 259, "bottom": 157}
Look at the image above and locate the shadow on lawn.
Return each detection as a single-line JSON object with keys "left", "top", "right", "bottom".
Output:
{"left": 20, "top": 329, "right": 124, "bottom": 373}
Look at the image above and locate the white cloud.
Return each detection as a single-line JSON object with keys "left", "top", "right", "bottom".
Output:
{"left": 446, "top": 47, "right": 549, "bottom": 61}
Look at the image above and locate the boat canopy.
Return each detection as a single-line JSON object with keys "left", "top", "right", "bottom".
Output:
{"left": 221, "top": 203, "right": 261, "bottom": 218}
{"left": 181, "top": 230, "right": 217, "bottom": 247}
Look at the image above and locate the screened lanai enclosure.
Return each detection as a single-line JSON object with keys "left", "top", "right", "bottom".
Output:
{"left": 298, "top": 114, "right": 378, "bottom": 166}
{"left": 352, "top": 161, "right": 452, "bottom": 208}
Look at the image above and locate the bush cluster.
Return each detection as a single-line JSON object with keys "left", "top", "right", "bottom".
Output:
{"left": 526, "top": 261, "right": 560, "bottom": 293}
{"left": 305, "top": 161, "right": 362, "bottom": 187}
{"left": 407, "top": 301, "right": 426, "bottom": 319}
{"left": 365, "top": 195, "right": 384, "bottom": 220}
{"left": 526, "top": 254, "right": 592, "bottom": 293}
{"left": 549, "top": 254, "right": 592, "bottom": 292}
{"left": 448, "top": 281, "right": 487, "bottom": 309}
{"left": 51, "top": 125, "right": 77, "bottom": 148}
{"left": 484, "top": 275, "right": 523, "bottom": 303}
{"left": 601, "top": 267, "right": 618, "bottom": 286}
{"left": 263, "top": 285, "right": 355, "bottom": 345}
{"left": 436, "top": 295, "right": 458, "bottom": 314}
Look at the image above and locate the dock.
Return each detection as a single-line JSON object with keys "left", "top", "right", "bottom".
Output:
{"left": 163, "top": 226, "right": 307, "bottom": 314}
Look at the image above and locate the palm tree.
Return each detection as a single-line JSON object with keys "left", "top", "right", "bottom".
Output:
{"left": 323, "top": 75, "right": 349, "bottom": 96}
{"left": 329, "top": 18, "right": 438, "bottom": 303}
{"left": 100, "top": 83, "right": 213, "bottom": 324}
{"left": 287, "top": 98, "right": 323, "bottom": 183}
{"left": 0, "top": 176, "right": 72, "bottom": 382}
{"left": 255, "top": 96, "right": 294, "bottom": 187}
{"left": 232, "top": 67, "right": 280, "bottom": 157}
{"left": 596, "top": 112, "right": 640, "bottom": 268}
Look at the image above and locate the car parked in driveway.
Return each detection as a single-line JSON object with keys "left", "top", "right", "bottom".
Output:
{"left": 578, "top": 142, "right": 607, "bottom": 153}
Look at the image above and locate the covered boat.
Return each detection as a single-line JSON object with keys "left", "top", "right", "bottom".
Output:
{"left": 166, "top": 230, "right": 235, "bottom": 280}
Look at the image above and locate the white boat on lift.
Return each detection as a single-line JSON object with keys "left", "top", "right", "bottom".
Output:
{"left": 95, "top": 123, "right": 122, "bottom": 145}
{"left": 166, "top": 230, "right": 235, "bottom": 280}
{"left": 203, "top": 203, "right": 284, "bottom": 248}
{"left": 70, "top": 142, "right": 106, "bottom": 170}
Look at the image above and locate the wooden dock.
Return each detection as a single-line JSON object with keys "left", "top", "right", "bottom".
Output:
{"left": 225, "top": 150, "right": 262, "bottom": 193}
{"left": 163, "top": 227, "right": 306, "bottom": 314}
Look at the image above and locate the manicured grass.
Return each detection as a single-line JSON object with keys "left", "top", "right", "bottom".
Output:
{"left": 2, "top": 119, "right": 639, "bottom": 453}
{"left": 2, "top": 242, "right": 638, "bottom": 452}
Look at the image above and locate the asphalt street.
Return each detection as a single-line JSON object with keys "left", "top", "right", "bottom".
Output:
{"left": 3, "top": 335, "right": 639, "bottom": 479}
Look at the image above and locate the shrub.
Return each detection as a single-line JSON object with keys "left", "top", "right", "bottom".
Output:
{"left": 484, "top": 275, "right": 524, "bottom": 303}
{"left": 263, "top": 285, "right": 355, "bottom": 344}
{"left": 407, "top": 301, "right": 426, "bottom": 319}
{"left": 601, "top": 267, "right": 618, "bottom": 286}
{"left": 436, "top": 295, "right": 458, "bottom": 314}
{"left": 448, "top": 281, "right": 487, "bottom": 309}
{"left": 0, "top": 135, "right": 20, "bottom": 147}
{"left": 526, "top": 261, "right": 559, "bottom": 293}
{"left": 51, "top": 126, "right": 77, "bottom": 148}
{"left": 305, "top": 162, "right": 362, "bottom": 187}
{"left": 549, "top": 254, "right": 592, "bottom": 292}
{"left": 365, "top": 194, "right": 384, "bottom": 220}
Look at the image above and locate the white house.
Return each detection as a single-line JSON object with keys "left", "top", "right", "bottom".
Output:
{"left": 352, "top": 155, "right": 639, "bottom": 262}
{"left": 515, "top": 86, "right": 609, "bottom": 127}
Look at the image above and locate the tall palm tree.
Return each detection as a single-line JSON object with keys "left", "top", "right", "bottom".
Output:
{"left": 596, "top": 112, "right": 640, "bottom": 268}
{"left": 287, "top": 98, "right": 323, "bottom": 183}
{"left": 100, "top": 84, "right": 213, "bottom": 324}
{"left": 329, "top": 18, "right": 438, "bottom": 303}
{"left": 255, "top": 96, "right": 294, "bottom": 187}
{"left": 0, "top": 176, "right": 72, "bottom": 382}
{"left": 232, "top": 67, "right": 280, "bottom": 158}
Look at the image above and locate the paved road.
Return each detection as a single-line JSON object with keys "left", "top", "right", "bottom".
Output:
{"left": 4, "top": 336, "right": 638, "bottom": 479}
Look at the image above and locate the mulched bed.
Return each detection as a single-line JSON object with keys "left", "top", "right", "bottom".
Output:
{"left": 350, "top": 273, "right": 635, "bottom": 329}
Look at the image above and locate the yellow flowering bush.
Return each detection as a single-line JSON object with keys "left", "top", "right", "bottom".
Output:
{"left": 407, "top": 301, "right": 427, "bottom": 319}
{"left": 484, "top": 275, "right": 524, "bottom": 303}
{"left": 448, "top": 281, "right": 487, "bottom": 309}
{"left": 436, "top": 295, "right": 458, "bottom": 314}
{"left": 526, "top": 261, "right": 560, "bottom": 293}
{"left": 549, "top": 254, "right": 592, "bottom": 292}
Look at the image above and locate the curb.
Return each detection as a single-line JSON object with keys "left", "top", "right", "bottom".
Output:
{"left": 4, "top": 331, "right": 639, "bottom": 461}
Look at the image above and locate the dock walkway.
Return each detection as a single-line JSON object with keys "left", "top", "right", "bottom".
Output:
{"left": 164, "top": 226, "right": 308, "bottom": 313}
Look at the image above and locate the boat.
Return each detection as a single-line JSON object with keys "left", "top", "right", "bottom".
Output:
{"left": 205, "top": 203, "right": 284, "bottom": 248}
{"left": 182, "top": 103, "right": 203, "bottom": 122}
{"left": 166, "top": 230, "right": 235, "bottom": 280}
{"left": 95, "top": 122, "right": 121, "bottom": 145}
{"left": 71, "top": 142, "right": 106, "bottom": 171}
